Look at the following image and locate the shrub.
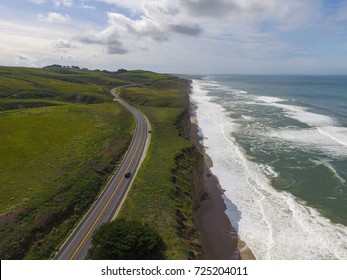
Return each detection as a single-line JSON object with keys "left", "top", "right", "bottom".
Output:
{"left": 88, "top": 219, "right": 165, "bottom": 260}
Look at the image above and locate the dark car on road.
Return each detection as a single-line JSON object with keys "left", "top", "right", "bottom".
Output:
{"left": 124, "top": 172, "right": 131, "bottom": 178}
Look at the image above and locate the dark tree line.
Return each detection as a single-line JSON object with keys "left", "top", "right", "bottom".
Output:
{"left": 88, "top": 219, "right": 165, "bottom": 260}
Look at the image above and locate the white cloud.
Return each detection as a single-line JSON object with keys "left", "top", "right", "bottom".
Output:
{"left": 78, "top": 4, "right": 96, "bottom": 10}
{"left": 78, "top": 1, "right": 204, "bottom": 55}
{"left": 59, "top": 54, "right": 77, "bottom": 60}
{"left": 95, "top": 1, "right": 319, "bottom": 39}
{"left": 15, "top": 53, "right": 38, "bottom": 67}
{"left": 16, "top": 54, "right": 30, "bottom": 61}
{"left": 107, "top": 12, "right": 168, "bottom": 41}
{"left": 38, "top": 12, "right": 71, "bottom": 24}
{"left": 52, "top": 39, "right": 77, "bottom": 52}
{"left": 29, "top": 0, "right": 47, "bottom": 4}
{"left": 79, "top": 20, "right": 130, "bottom": 55}
{"left": 100, "top": 0, "right": 144, "bottom": 13}
{"left": 54, "top": 0, "right": 74, "bottom": 8}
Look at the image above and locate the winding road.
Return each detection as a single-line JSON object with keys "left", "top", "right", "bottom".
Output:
{"left": 54, "top": 87, "right": 150, "bottom": 260}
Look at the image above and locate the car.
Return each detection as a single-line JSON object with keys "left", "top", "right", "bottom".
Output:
{"left": 124, "top": 172, "right": 131, "bottom": 178}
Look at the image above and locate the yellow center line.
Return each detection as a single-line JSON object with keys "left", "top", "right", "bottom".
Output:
{"left": 69, "top": 119, "right": 144, "bottom": 260}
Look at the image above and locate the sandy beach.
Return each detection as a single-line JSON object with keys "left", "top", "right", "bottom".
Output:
{"left": 190, "top": 104, "right": 255, "bottom": 260}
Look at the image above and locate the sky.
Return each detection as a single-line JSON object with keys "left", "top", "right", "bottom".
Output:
{"left": 1, "top": 0, "right": 347, "bottom": 74}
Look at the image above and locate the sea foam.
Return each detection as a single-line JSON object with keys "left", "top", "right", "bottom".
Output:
{"left": 257, "top": 97, "right": 336, "bottom": 127}
{"left": 256, "top": 95, "right": 347, "bottom": 157}
{"left": 191, "top": 79, "right": 347, "bottom": 260}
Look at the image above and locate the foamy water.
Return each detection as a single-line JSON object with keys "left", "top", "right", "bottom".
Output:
{"left": 257, "top": 96, "right": 347, "bottom": 158}
{"left": 190, "top": 78, "right": 347, "bottom": 260}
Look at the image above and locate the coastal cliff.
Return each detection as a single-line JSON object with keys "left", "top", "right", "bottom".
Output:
{"left": 173, "top": 80, "right": 241, "bottom": 260}
{"left": 175, "top": 108, "right": 207, "bottom": 210}
{"left": 173, "top": 108, "right": 206, "bottom": 258}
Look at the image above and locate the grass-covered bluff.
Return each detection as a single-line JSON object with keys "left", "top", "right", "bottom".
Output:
{"left": 0, "top": 66, "right": 204, "bottom": 259}
{"left": 118, "top": 78, "right": 205, "bottom": 259}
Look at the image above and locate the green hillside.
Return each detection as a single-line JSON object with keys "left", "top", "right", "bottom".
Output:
{"left": 0, "top": 66, "right": 135, "bottom": 259}
{"left": 0, "top": 66, "right": 201, "bottom": 260}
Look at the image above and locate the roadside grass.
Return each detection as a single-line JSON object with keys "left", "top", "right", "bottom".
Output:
{"left": 119, "top": 77, "right": 202, "bottom": 259}
{"left": 116, "top": 70, "right": 168, "bottom": 83}
{"left": 121, "top": 87, "right": 186, "bottom": 108}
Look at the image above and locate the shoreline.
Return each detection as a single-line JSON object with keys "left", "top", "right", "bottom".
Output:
{"left": 190, "top": 103, "right": 256, "bottom": 260}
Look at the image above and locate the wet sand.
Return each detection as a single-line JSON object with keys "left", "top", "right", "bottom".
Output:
{"left": 190, "top": 110, "right": 255, "bottom": 260}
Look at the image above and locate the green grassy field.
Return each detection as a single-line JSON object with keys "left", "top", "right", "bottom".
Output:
{"left": 0, "top": 103, "right": 132, "bottom": 214}
{"left": 0, "top": 66, "right": 135, "bottom": 259}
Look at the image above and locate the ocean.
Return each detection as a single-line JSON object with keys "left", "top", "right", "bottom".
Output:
{"left": 189, "top": 75, "right": 347, "bottom": 260}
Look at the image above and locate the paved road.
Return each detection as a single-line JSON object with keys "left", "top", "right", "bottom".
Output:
{"left": 54, "top": 87, "right": 150, "bottom": 260}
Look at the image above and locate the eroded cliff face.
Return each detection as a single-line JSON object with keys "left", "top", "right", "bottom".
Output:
{"left": 173, "top": 100, "right": 207, "bottom": 259}
{"left": 176, "top": 108, "right": 206, "bottom": 209}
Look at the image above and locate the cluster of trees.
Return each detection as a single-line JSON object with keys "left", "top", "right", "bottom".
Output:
{"left": 44, "top": 65, "right": 128, "bottom": 74}
{"left": 88, "top": 219, "right": 165, "bottom": 260}
{"left": 44, "top": 64, "right": 82, "bottom": 69}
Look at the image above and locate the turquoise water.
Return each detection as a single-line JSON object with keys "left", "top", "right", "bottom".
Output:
{"left": 190, "top": 75, "right": 347, "bottom": 259}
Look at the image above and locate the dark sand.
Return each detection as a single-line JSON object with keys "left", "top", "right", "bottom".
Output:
{"left": 190, "top": 112, "right": 255, "bottom": 260}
